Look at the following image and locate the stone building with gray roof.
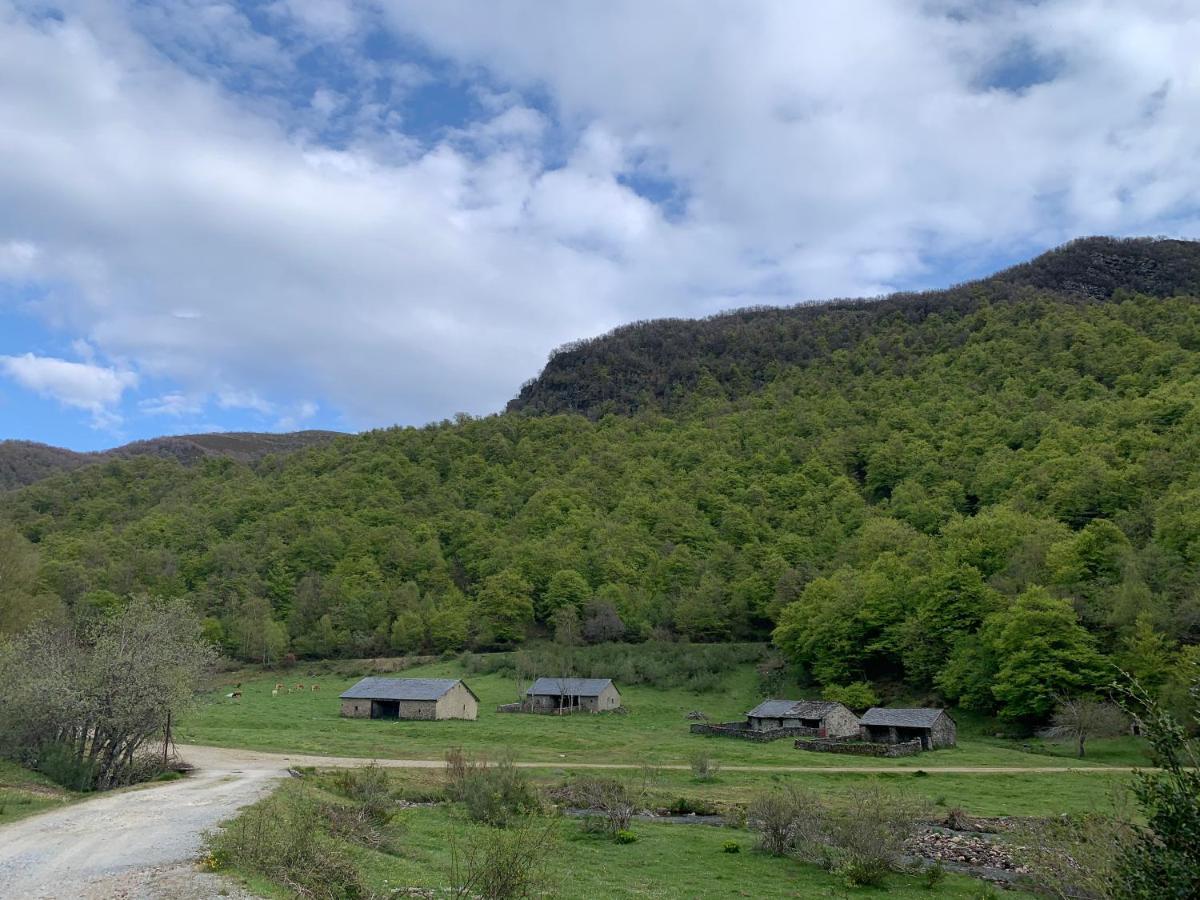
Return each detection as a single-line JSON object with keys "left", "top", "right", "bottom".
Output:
{"left": 339, "top": 677, "right": 478, "bottom": 721}
{"left": 859, "top": 708, "right": 956, "bottom": 749}
{"left": 524, "top": 677, "right": 622, "bottom": 713}
{"left": 745, "top": 699, "right": 859, "bottom": 738}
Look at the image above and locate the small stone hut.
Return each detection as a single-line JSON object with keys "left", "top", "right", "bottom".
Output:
{"left": 525, "top": 677, "right": 621, "bottom": 713}
{"left": 859, "top": 708, "right": 956, "bottom": 749}
{"left": 339, "top": 677, "right": 479, "bottom": 721}
{"left": 745, "top": 699, "right": 859, "bottom": 738}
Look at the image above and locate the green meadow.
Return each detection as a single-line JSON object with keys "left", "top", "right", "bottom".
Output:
{"left": 218, "top": 773, "right": 1039, "bottom": 900}
{"left": 0, "top": 759, "right": 76, "bottom": 825}
{"left": 180, "top": 659, "right": 1146, "bottom": 820}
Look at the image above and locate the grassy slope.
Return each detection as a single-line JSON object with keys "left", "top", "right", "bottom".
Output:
{"left": 0, "top": 759, "right": 76, "bottom": 825}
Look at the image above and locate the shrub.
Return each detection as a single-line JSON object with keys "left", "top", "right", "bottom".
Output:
{"left": 722, "top": 840, "right": 741, "bottom": 853}
{"left": 204, "top": 784, "right": 367, "bottom": 899}
{"left": 821, "top": 681, "right": 879, "bottom": 711}
{"left": 330, "top": 763, "right": 393, "bottom": 824}
{"left": 747, "top": 786, "right": 824, "bottom": 857}
{"left": 449, "top": 817, "right": 558, "bottom": 899}
{"left": 567, "top": 777, "right": 634, "bottom": 835}
{"left": 921, "top": 861, "right": 946, "bottom": 889}
{"left": 748, "top": 784, "right": 923, "bottom": 885}
{"left": 1113, "top": 680, "right": 1200, "bottom": 899}
{"left": 461, "top": 642, "right": 766, "bottom": 692}
{"left": 1016, "top": 809, "right": 1134, "bottom": 900}
{"left": 33, "top": 742, "right": 98, "bottom": 792}
{"left": 614, "top": 829, "right": 638, "bottom": 844}
{"left": 324, "top": 764, "right": 398, "bottom": 849}
{"left": 446, "top": 753, "right": 537, "bottom": 827}
{"left": 822, "top": 785, "right": 927, "bottom": 887}
{"left": 669, "top": 796, "right": 718, "bottom": 816}
{"left": 690, "top": 753, "right": 720, "bottom": 782}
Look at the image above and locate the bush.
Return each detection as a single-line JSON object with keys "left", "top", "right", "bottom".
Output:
{"left": 462, "top": 642, "right": 766, "bottom": 692}
{"left": 33, "top": 742, "right": 99, "bottom": 792}
{"left": 747, "top": 786, "right": 823, "bottom": 857}
{"left": 564, "top": 777, "right": 634, "bottom": 835}
{"left": 669, "top": 796, "right": 718, "bottom": 816}
{"left": 747, "top": 783, "right": 924, "bottom": 886}
{"left": 921, "top": 861, "right": 946, "bottom": 889}
{"left": 329, "top": 762, "right": 394, "bottom": 826}
{"left": 449, "top": 817, "right": 558, "bottom": 899}
{"left": 822, "top": 785, "right": 927, "bottom": 887}
{"left": 614, "top": 829, "right": 638, "bottom": 844}
{"left": 690, "top": 753, "right": 720, "bottom": 782}
{"left": 204, "top": 784, "right": 367, "bottom": 899}
{"left": 821, "top": 681, "right": 879, "bottom": 711}
{"left": 1113, "top": 680, "right": 1200, "bottom": 899}
{"left": 445, "top": 752, "right": 537, "bottom": 827}
{"left": 722, "top": 840, "right": 741, "bottom": 853}
{"left": 323, "top": 764, "right": 398, "bottom": 849}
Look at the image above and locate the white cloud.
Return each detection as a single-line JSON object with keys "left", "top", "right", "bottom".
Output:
{"left": 139, "top": 391, "right": 204, "bottom": 416}
{"left": 0, "top": 240, "right": 38, "bottom": 276}
{"left": 1, "top": 0, "right": 1199, "bottom": 436}
{"left": 0, "top": 353, "right": 136, "bottom": 427}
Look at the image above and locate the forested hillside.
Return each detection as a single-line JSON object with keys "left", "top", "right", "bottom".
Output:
{"left": 509, "top": 237, "right": 1200, "bottom": 417}
{"left": 0, "top": 430, "right": 341, "bottom": 490}
{"left": 2, "top": 238, "right": 1199, "bottom": 725}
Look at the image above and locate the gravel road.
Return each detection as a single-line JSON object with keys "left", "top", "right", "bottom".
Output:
{"left": 0, "top": 759, "right": 280, "bottom": 899}
{"left": 0, "top": 742, "right": 1142, "bottom": 899}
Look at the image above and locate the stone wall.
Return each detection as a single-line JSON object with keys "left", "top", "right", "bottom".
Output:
{"left": 690, "top": 722, "right": 821, "bottom": 742}
{"left": 796, "top": 738, "right": 924, "bottom": 757}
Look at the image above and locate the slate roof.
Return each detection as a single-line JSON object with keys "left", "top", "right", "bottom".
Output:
{"left": 526, "top": 677, "right": 616, "bottom": 697}
{"left": 339, "top": 677, "right": 476, "bottom": 702}
{"left": 746, "top": 699, "right": 846, "bottom": 720}
{"left": 859, "top": 708, "right": 950, "bottom": 729}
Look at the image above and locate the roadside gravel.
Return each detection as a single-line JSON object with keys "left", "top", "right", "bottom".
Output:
{"left": 0, "top": 761, "right": 279, "bottom": 899}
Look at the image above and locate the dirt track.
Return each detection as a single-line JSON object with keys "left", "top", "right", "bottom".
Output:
{"left": 0, "top": 743, "right": 1144, "bottom": 899}
{"left": 178, "top": 742, "right": 1147, "bottom": 774}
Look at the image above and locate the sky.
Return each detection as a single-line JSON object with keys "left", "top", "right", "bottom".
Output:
{"left": 1, "top": 1, "right": 1199, "bottom": 451}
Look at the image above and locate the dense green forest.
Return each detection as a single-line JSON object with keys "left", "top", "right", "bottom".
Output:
{"left": 2, "top": 237, "right": 1199, "bottom": 726}
{"left": 510, "top": 236, "right": 1200, "bottom": 417}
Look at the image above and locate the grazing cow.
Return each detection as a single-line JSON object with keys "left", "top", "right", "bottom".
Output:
{"left": 295, "top": 683, "right": 304, "bottom": 691}
{"left": 271, "top": 688, "right": 279, "bottom": 697}
{"left": 311, "top": 684, "right": 320, "bottom": 692}
{"left": 230, "top": 691, "right": 242, "bottom": 700}
{"left": 275, "top": 683, "right": 284, "bottom": 691}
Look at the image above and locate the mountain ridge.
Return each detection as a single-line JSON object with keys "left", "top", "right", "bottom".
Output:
{"left": 509, "top": 236, "right": 1200, "bottom": 417}
{"left": 0, "top": 430, "right": 344, "bottom": 491}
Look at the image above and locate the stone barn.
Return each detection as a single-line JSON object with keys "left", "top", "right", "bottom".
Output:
{"left": 859, "top": 708, "right": 956, "bottom": 749}
{"left": 339, "top": 677, "right": 479, "bottom": 721}
{"left": 525, "top": 677, "right": 622, "bottom": 713}
{"left": 745, "top": 699, "right": 859, "bottom": 738}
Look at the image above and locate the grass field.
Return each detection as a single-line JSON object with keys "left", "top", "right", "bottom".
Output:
{"left": 214, "top": 773, "right": 1036, "bottom": 900}
{"left": 180, "top": 660, "right": 1151, "bottom": 770}
{"left": 0, "top": 759, "right": 76, "bottom": 825}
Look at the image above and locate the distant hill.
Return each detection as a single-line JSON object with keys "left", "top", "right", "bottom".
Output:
{"left": 508, "top": 236, "right": 1200, "bottom": 417}
{"left": 0, "top": 430, "right": 343, "bottom": 490}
